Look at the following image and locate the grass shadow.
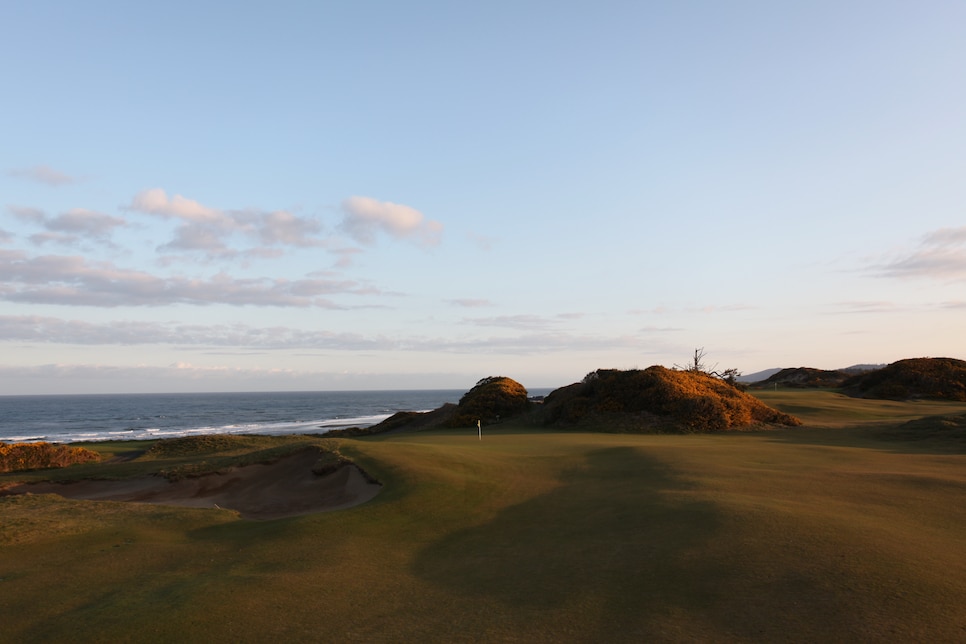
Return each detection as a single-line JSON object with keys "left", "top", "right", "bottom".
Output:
{"left": 411, "top": 446, "right": 726, "bottom": 637}
{"left": 759, "top": 422, "right": 966, "bottom": 455}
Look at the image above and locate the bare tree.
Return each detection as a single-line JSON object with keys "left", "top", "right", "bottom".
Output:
{"left": 675, "top": 348, "right": 744, "bottom": 389}
{"left": 676, "top": 347, "right": 714, "bottom": 373}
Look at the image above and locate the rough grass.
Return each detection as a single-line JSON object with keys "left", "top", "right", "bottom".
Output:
{"left": 140, "top": 434, "right": 344, "bottom": 481}
{"left": 4, "top": 397, "right": 966, "bottom": 641}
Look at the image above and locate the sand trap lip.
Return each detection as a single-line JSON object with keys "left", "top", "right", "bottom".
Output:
{"left": 2, "top": 448, "right": 382, "bottom": 520}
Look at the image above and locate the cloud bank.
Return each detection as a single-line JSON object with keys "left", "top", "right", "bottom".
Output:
{"left": 9, "top": 205, "right": 125, "bottom": 246}
{"left": 0, "top": 314, "right": 647, "bottom": 355}
{"left": 0, "top": 250, "right": 376, "bottom": 307}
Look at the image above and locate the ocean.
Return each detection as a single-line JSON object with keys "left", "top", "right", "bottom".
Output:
{"left": 0, "top": 389, "right": 553, "bottom": 444}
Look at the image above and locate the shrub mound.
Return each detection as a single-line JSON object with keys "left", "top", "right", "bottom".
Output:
{"left": 446, "top": 376, "right": 530, "bottom": 428}
{"left": 326, "top": 403, "right": 459, "bottom": 437}
{"left": 750, "top": 367, "right": 850, "bottom": 389}
{"left": 539, "top": 367, "right": 801, "bottom": 432}
{"left": 841, "top": 357, "right": 966, "bottom": 401}
{"left": 876, "top": 413, "right": 966, "bottom": 446}
{"left": 147, "top": 434, "right": 260, "bottom": 457}
{"left": 0, "top": 442, "right": 101, "bottom": 473}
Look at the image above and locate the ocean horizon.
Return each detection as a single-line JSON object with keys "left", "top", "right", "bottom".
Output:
{"left": 0, "top": 388, "right": 555, "bottom": 444}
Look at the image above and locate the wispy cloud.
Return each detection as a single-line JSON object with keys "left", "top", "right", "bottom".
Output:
{"left": 9, "top": 205, "right": 125, "bottom": 247}
{"left": 0, "top": 315, "right": 393, "bottom": 349}
{"left": 0, "top": 250, "right": 378, "bottom": 307}
{"left": 467, "top": 232, "right": 497, "bottom": 251}
{"left": 0, "top": 314, "right": 649, "bottom": 356}
{"left": 461, "top": 312, "right": 587, "bottom": 330}
{"left": 29, "top": 232, "right": 81, "bottom": 246}
{"left": 126, "top": 188, "right": 327, "bottom": 261}
{"left": 8, "top": 205, "right": 46, "bottom": 222}
{"left": 340, "top": 196, "right": 442, "bottom": 247}
{"left": 831, "top": 300, "right": 902, "bottom": 314}
{"left": 446, "top": 298, "right": 494, "bottom": 308}
{"left": 628, "top": 306, "right": 671, "bottom": 315}
{"left": 329, "top": 247, "right": 364, "bottom": 268}
{"left": 688, "top": 304, "right": 756, "bottom": 314}
{"left": 8, "top": 165, "right": 76, "bottom": 186}
{"left": 128, "top": 188, "right": 224, "bottom": 222}
{"left": 873, "top": 226, "right": 966, "bottom": 280}
{"left": 48, "top": 209, "right": 126, "bottom": 236}
{"left": 0, "top": 362, "right": 315, "bottom": 388}
{"left": 462, "top": 314, "right": 559, "bottom": 330}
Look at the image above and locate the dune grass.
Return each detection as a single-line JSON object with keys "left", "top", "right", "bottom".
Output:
{"left": 3, "top": 395, "right": 966, "bottom": 641}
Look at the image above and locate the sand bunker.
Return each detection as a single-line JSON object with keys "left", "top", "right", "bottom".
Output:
{"left": 3, "top": 448, "right": 381, "bottom": 520}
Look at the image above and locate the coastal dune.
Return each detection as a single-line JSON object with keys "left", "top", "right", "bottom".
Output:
{"left": 4, "top": 448, "right": 381, "bottom": 520}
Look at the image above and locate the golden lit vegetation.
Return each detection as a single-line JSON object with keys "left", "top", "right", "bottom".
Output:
{"left": 540, "top": 366, "right": 801, "bottom": 431}
{"left": 0, "top": 442, "right": 100, "bottom": 473}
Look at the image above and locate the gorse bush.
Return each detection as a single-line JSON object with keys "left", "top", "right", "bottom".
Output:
{"left": 447, "top": 376, "right": 530, "bottom": 427}
{"left": 842, "top": 357, "right": 966, "bottom": 401}
{"left": 0, "top": 442, "right": 101, "bottom": 473}
{"left": 542, "top": 366, "right": 801, "bottom": 432}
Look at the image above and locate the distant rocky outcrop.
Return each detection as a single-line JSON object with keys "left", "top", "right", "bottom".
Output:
{"left": 749, "top": 367, "right": 851, "bottom": 389}
{"left": 841, "top": 357, "right": 966, "bottom": 401}
{"left": 537, "top": 367, "right": 801, "bottom": 433}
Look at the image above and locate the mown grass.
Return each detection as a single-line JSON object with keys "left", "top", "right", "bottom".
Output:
{"left": 3, "top": 396, "right": 966, "bottom": 642}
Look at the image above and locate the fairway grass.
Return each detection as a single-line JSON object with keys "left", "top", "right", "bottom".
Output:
{"left": 3, "top": 395, "right": 966, "bottom": 641}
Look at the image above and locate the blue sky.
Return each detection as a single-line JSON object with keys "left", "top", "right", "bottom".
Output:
{"left": 2, "top": 1, "right": 965, "bottom": 395}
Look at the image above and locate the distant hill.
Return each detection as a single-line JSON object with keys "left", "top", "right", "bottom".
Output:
{"left": 841, "top": 357, "right": 966, "bottom": 401}
{"left": 536, "top": 367, "right": 800, "bottom": 432}
{"left": 737, "top": 368, "right": 782, "bottom": 383}
{"left": 841, "top": 363, "right": 887, "bottom": 374}
{"left": 740, "top": 364, "right": 885, "bottom": 384}
{"left": 748, "top": 367, "right": 851, "bottom": 389}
